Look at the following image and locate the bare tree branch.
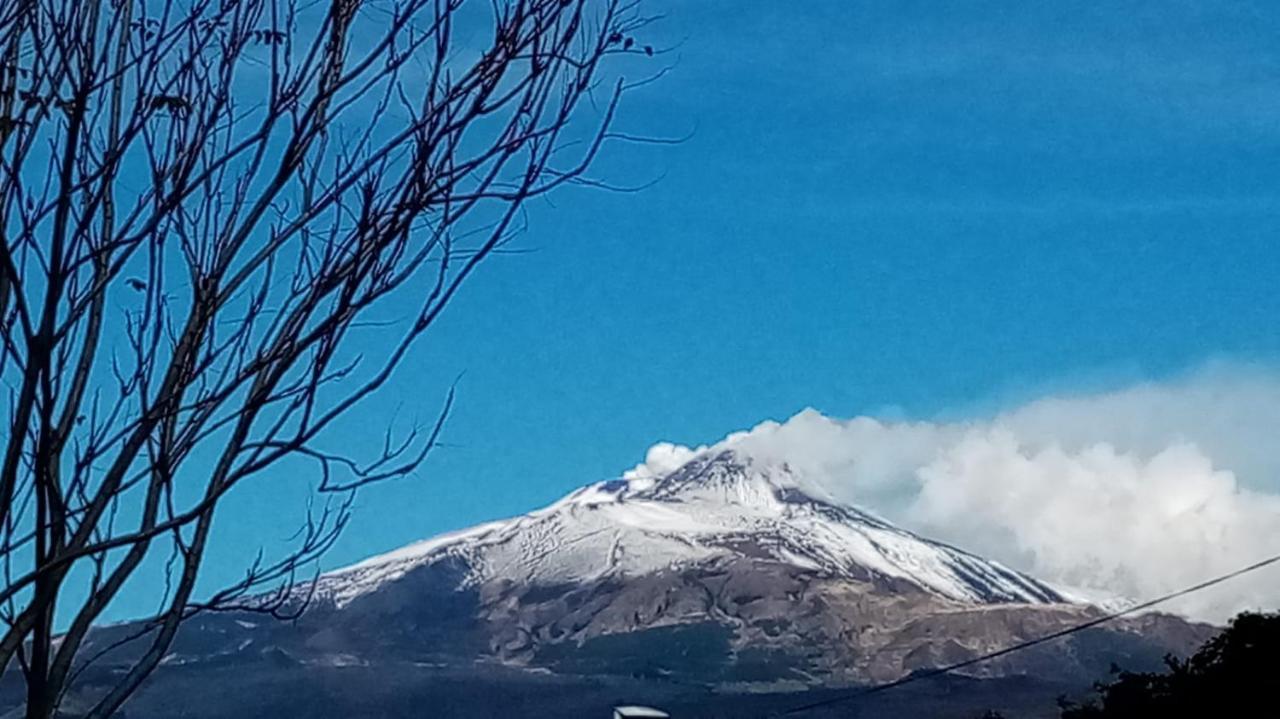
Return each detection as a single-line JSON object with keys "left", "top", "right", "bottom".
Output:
{"left": 0, "top": 0, "right": 663, "bottom": 716}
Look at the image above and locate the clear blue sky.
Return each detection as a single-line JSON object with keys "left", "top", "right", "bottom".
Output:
{"left": 131, "top": 1, "right": 1280, "bottom": 620}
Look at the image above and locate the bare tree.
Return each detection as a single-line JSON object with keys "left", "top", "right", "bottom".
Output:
{"left": 0, "top": 0, "right": 658, "bottom": 715}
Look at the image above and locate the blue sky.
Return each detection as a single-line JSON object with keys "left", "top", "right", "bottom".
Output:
{"left": 122, "top": 1, "right": 1280, "bottom": 621}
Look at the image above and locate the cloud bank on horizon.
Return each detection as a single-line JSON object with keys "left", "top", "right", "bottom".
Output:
{"left": 624, "top": 364, "right": 1280, "bottom": 623}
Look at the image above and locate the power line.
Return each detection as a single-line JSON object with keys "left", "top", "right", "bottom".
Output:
{"left": 771, "top": 551, "right": 1280, "bottom": 716}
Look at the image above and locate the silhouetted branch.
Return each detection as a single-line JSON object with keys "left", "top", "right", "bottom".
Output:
{"left": 0, "top": 0, "right": 661, "bottom": 716}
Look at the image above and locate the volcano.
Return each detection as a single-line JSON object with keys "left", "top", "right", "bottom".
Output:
{"left": 56, "top": 450, "right": 1211, "bottom": 718}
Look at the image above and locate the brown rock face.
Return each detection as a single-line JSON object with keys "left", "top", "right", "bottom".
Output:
{"left": 464, "top": 555, "right": 1211, "bottom": 686}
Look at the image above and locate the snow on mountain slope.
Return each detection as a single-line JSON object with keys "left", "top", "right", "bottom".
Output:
{"left": 314, "top": 450, "right": 1069, "bottom": 608}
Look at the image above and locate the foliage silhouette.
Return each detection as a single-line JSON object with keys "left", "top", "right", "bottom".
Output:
{"left": 1059, "top": 611, "right": 1280, "bottom": 718}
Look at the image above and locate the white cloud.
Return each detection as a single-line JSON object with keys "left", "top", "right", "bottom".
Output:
{"left": 626, "top": 365, "right": 1280, "bottom": 622}
{"left": 622, "top": 441, "right": 704, "bottom": 489}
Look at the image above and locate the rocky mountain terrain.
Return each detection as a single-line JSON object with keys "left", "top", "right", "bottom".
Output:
{"left": 10, "top": 450, "right": 1214, "bottom": 717}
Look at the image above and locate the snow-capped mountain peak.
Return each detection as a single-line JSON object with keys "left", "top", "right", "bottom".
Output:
{"left": 84, "top": 453, "right": 1207, "bottom": 712}
{"left": 315, "top": 449, "right": 1068, "bottom": 609}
